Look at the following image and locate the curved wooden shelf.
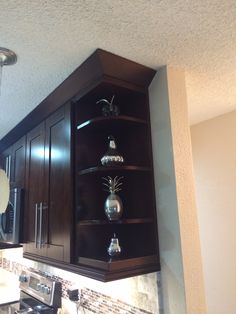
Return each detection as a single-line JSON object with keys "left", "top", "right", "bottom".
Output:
{"left": 76, "top": 115, "right": 147, "bottom": 131}
{"left": 77, "top": 254, "right": 159, "bottom": 272}
{"left": 78, "top": 218, "right": 153, "bottom": 226}
{"left": 78, "top": 165, "right": 151, "bottom": 176}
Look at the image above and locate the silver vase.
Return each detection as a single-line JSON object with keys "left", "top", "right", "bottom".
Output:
{"left": 101, "top": 135, "right": 124, "bottom": 166}
{"left": 107, "top": 234, "right": 121, "bottom": 257}
{"left": 104, "top": 192, "right": 123, "bottom": 221}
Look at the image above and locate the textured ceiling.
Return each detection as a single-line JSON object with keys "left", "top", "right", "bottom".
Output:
{"left": 0, "top": 0, "right": 236, "bottom": 139}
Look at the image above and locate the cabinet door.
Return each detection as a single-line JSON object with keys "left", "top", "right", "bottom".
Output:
{"left": 24, "top": 122, "right": 46, "bottom": 256}
{"left": 0, "top": 136, "right": 26, "bottom": 187}
{"left": 23, "top": 104, "right": 72, "bottom": 263}
{"left": 1, "top": 146, "right": 13, "bottom": 181}
{"left": 44, "top": 104, "right": 72, "bottom": 262}
{"left": 11, "top": 136, "right": 26, "bottom": 188}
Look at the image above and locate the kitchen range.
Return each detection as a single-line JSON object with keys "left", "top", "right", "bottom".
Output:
{"left": 0, "top": 270, "right": 61, "bottom": 314}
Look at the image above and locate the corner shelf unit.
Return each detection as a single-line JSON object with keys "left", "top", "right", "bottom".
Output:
{"left": 73, "top": 49, "right": 160, "bottom": 281}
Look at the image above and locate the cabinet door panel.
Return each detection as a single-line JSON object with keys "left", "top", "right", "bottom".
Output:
{"left": 24, "top": 104, "right": 72, "bottom": 262}
{"left": 44, "top": 104, "right": 71, "bottom": 262}
{"left": 24, "top": 122, "right": 45, "bottom": 255}
{"left": 0, "top": 136, "right": 26, "bottom": 188}
{"left": 12, "top": 136, "right": 26, "bottom": 188}
{"left": 1, "top": 146, "right": 13, "bottom": 181}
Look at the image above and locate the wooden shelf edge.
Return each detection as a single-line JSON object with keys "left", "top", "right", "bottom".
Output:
{"left": 78, "top": 165, "right": 151, "bottom": 176}
{"left": 23, "top": 252, "right": 160, "bottom": 282}
{"left": 77, "top": 115, "right": 147, "bottom": 130}
{"left": 103, "top": 263, "right": 160, "bottom": 281}
{"left": 78, "top": 218, "right": 154, "bottom": 226}
{"left": 77, "top": 254, "right": 158, "bottom": 271}
{"left": 0, "top": 243, "right": 22, "bottom": 250}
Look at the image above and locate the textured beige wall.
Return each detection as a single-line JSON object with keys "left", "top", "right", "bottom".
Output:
{"left": 149, "top": 66, "right": 206, "bottom": 314}
{"left": 167, "top": 67, "right": 206, "bottom": 314}
{"left": 191, "top": 111, "right": 236, "bottom": 314}
{"left": 149, "top": 67, "right": 186, "bottom": 314}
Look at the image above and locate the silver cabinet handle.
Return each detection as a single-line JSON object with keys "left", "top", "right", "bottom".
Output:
{"left": 39, "top": 202, "right": 43, "bottom": 249}
{"left": 35, "top": 203, "right": 38, "bottom": 248}
{"left": 8, "top": 155, "right": 11, "bottom": 180}
{"left": 5, "top": 155, "right": 11, "bottom": 179}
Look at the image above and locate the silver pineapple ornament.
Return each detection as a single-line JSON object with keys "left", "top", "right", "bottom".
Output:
{"left": 102, "top": 176, "right": 123, "bottom": 221}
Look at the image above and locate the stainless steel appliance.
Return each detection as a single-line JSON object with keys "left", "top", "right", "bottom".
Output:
{"left": 0, "top": 188, "right": 23, "bottom": 249}
{"left": 0, "top": 270, "right": 61, "bottom": 313}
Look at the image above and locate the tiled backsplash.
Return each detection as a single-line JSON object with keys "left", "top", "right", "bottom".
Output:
{"left": 0, "top": 248, "right": 162, "bottom": 314}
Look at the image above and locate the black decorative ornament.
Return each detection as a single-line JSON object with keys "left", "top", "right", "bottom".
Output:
{"left": 96, "top": 95, "right": 120, "bottom": 117}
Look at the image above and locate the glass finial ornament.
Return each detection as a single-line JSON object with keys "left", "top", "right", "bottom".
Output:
{"left": 0, "top": 47, "right": 17, "bottom": 96}
{"left": 103, "top": 176, "right": 123, "bottom": 221}
{"left": 101, "top": 135, "right": 124, "bottom": 166}
{"left": 96, "top": 95, "right": 120, "bottom": 117}
{"left": 107, "top": 233, "right": 121, "bottom": 257}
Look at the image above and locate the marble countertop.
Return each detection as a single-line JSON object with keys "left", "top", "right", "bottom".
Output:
{"left": 0, "top": 268, "right": 20, "bottom": 305}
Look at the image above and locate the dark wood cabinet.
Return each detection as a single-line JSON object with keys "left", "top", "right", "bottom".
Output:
{"left": 23, "top": 122, "right": 45, "bottom": 256}
{"left": 44, "top": 104, "right": 72, "bottom": 262}
{"left": 0, "top": 49, "right": 160, "bottom": 281}
{"left": 0, "top": 136, "right": 26, "bottom": 244}
{"left": 12, "top": 136, "right": 26, "bottom": 188}
{"left": 1, "top": 146, "right": 13, "bottom": 181}
{"left": 23, "top": 103, "right": 72, "bottom": 263}
{"left": 0, "top": 136, "right": 26, "bottom": 187}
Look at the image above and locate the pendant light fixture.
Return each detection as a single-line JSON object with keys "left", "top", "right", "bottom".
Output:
{"left": 0, "top": 47, "right": 17, "bottom": 95}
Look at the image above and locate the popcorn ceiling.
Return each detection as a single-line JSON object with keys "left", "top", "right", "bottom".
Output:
{"left": 0, "top": 0, "right": 236, "bottom": 138}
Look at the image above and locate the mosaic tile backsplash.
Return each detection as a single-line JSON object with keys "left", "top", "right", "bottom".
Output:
{"left": 0, "top": 248, "right": 162, "bottom": 314}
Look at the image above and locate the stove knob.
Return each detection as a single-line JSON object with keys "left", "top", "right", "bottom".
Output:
{"left": 39, "top": 283, "right": 45, "bottom": 293}
{"left": 45, "top": 286, "right": 51, "bottom": 295}
{"left": 19, "top": 274, "right": 28, "bottom": 283}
